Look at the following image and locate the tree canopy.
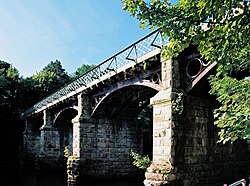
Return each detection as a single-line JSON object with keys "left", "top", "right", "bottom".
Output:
{"left": 32, "top": 60, "right": 70, "bottom": 93}
{"left": 71, "top": 64, "right": 96, "bottom": 80}
{"left": 0, "top": 61, "right": 23, "bottom": 168}
{"left": 29, "top": 60, "right": 71, "bottom": 102}
{"left": 123, "top": 0, "right": 250, "bottom": 143}
{"left": 0, "top": 60, "right": 20, "bottom": 115}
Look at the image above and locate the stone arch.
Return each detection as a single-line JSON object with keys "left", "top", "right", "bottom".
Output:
{"left": 90, "top": 84, "right": 159, "bottom": 172}
{"left": 53, "top": 107, "right": 78, "bottom": 157}
{"left": 91, "top": 80, "right": 161, "bottom": 118}
{"left": 53, "top": 106, "right": 78, "bottom": 125}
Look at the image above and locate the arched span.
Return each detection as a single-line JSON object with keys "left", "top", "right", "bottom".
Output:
{"left": 53, "top": 106, "right": 78, "bottom": 126}
{"left": 91, "top": 81, "right": 160, "bottom": 118}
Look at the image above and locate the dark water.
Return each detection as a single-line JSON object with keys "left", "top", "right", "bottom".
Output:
{"left": 0, "top": 154, "right": 144, "bottom": 186}
{"left": 19, "top": 171, "right": 68, "bottom": 186}
{"left": 17, "top": 169, "right": 144, "bottom": 186}
{"left": 0, "top": 159, "right": 144, "bottom": 186}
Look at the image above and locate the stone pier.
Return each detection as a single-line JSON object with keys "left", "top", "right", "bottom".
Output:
{"left": 143, "top": 57, "right": 249, "bottom": 185}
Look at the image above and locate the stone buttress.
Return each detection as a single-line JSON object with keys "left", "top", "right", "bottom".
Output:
{"left": 144, "top": 56, "right": 249, "bottom": 186}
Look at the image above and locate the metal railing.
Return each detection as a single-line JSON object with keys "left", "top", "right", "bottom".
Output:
{"left": 228, "top": 179, "right": 247, "bottom": 186}
{"left": 21, "top": 29, "right": 167, "bottom": 119}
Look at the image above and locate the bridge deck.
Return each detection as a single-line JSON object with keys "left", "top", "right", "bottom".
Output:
{"left": 21, "top": 29, "right": 167, "bottom": 119}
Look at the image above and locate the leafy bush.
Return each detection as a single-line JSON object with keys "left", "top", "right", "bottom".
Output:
{"left": 130, "top": 150, "right": 151, "bottom": 170}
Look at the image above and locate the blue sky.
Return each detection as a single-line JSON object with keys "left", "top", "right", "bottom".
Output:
{"left": 0, "top": 0, "right": 176, "bottom": 77}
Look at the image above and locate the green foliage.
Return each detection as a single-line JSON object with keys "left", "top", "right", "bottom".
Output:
{"left": 130, "top": 150, "right": 151, "bottom": 169}
{"left": 0, "top": 60, "right": 20, "bottom": 111}
{"left": 123, "top": 0, "right": 250, "bottom": 72}
{"left": 123, "top": 0, "right": 250, "bottom": 143}
{"left": 71, "top": 64, "right": 95, "bottom": 80}
{"left": 64, "top": 146, "right": 79, "bottom": 159}
{"left": 172, "top": 91, "right": 184, "bottom": 115}
{"left": 32, "top": 70, "right": 59, "bottom": 92}
{"left": 30, "top": 60, "right": 71, "bottom": 101}
{"left": 42, "top": 60, "right": 71, "bottom": 85}
{"left": 209, "top": 76, "right": 250, "bottom": 143}
{"left": 64, "top": 146, "right": 70, "bottom": 158}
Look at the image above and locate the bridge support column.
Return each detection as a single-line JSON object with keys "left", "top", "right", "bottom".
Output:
{"left": 68, "top": 93, "right": 93, "bottom": 185}
{"left": 144, "top": 58, "right": 178, "bottom": 186}
{"left": 144, "top": 56, "right": 249, "bottom": 185}
{"left": 32, "top": 109, "right": 64, "bottom": 170}
{"left": 23, "top": 119, "right": 33, "bottom": 153}
{"left": 21, "top": 118, "right": 36, "bottom": 168}
{"left": 39, "top": 110, "right": 52, "bottom": 156}
{"left": 39, "top": 110, "right": 54, "bottom": 156}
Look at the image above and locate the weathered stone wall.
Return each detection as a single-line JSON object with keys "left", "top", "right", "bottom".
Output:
{"left": 23, "top": 131, "right": 40, "bottom": 156}
{"left": 70, "top": 93, "right": 145, "bottom": 181}
{"left": 172, "top": 95, "right": 249, "bottom": 185}
{"left": 40, "top": 128, "right": 60, "bottom": 157}
{"left": 22, "top": 126, "right": 68, "bottom": 170}
{"left": 23, "top": 128, "right": 70, "bottom": 158}
{"left": 77, "top": 118, "right": 143, "bottom": 178}
{"left": 22, "top": 120, "right": 41, "bottom": 156}
{"left": 22, "top": 112, "right": 72, "bottom": 171}
{"left": 144, "top": 57, "right": 249, "bottom": 186}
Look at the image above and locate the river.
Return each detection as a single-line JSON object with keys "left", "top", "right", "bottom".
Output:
{"left": 17, "top": 169, "right": 145, "bottom": 186}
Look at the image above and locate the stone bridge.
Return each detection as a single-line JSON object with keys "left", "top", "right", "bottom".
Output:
{"left": 21, "top": 29, "right": 249, "bottom": 185}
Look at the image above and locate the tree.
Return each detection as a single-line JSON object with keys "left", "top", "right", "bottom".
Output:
{"left": 17, "top": 77, "right": 38, "bottom": 110}
{"left": 71, "top": 64, "right": 95, "bottom": 80}
{"left": 15, "top": 60, "right": 72, "bottom": 111}
{"left": 0, "top": 60, "right": 20, "bottom": 114}
{"left": 0, "top": 60, "right": 23, "bottom": 181}
{"left": 41, "top": 59, "right": 71, "bottom": 87}
{"left": 31, "top": 60, "right": 71, "bottom": 99}
{"left": 123, "top": 0, "right": 250, "bottom": 143}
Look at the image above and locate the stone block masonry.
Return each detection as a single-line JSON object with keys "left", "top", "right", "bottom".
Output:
{"left": 76, "top": 118, "right": 143, "bottom": 178}
{"left": 70, "top": 93, "right": 144, "bottom": 180}
{"left": 144, "top": 57, "right": 249, "bottom": 186}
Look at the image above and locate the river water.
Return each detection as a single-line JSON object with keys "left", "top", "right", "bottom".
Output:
{"left": 0, "top": 158, "right": 144, "bottom": 186}
{"left": 17, "top": 169, "right": 144, "bottom": 186}
{"left": 0, "top": 155, "right": 146, "bottom": 186}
